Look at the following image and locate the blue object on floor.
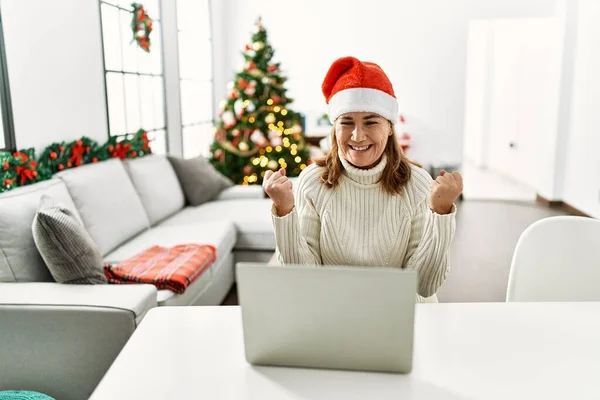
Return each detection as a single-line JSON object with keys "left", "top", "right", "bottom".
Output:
{"left": 0, "top": 391, "right": 55, "bottom": 400}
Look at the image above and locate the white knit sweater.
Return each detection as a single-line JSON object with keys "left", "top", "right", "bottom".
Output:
{"left": 271, "top": 154, "right": 456, "bottom": 303}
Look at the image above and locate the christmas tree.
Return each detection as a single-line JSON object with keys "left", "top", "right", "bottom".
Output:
{"left": 209, "top": 17, "right": 310, "bottom": 185}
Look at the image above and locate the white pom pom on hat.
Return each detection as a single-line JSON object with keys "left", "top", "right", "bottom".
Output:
{"left": 321, "top": 56, "right": 398, "bottom": 124}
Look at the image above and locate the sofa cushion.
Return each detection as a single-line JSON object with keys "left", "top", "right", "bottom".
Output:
{"left": 159, "top": 199, "right": 275, "bottom": 251}
{"left": 104, "top": 221, "right": 236, "bottom": 267}
{"left": 57, "top": 159, "right": 151, "bottom": 256}
{"left": 32, "top": 195, "right": 107, "bottom": 284}
{"left": 167, "top": 155, "right": 233, "bottom": 206}
{"left": 124, "top": 155, "right": 185, "bottom": 225}
{"left": 104, "top": 221, "right": 236, "bottom": 306}
{"left": 0, "top": 179, "right": 81, "bottom": 282}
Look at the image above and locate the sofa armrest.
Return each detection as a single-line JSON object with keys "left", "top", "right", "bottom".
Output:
{"left": 0, "top": 282, "right": 157, "bottom": 324}
{"left": 215, "top": 185, "right": 264, "bottom": 201}
{"left": 0, "top": 283, "right": 157, "bottom": 400}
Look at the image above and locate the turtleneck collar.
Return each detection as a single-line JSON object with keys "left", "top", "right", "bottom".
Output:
{"left": 338, "top": 149, "right": 387, "bottom": 186}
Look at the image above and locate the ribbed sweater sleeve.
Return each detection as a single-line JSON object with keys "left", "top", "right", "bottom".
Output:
{"left": 271, "top": 166, "right": 321, "bottom": 265}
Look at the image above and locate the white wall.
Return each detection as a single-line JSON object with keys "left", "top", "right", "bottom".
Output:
{"left": 463, "top": 20, "right": 493, "bottom": 167}
{"left": 213, "top": 0, "right": 557, "bottom": 166}
{"left": 562, "top": 0, "right": 600, "bottom": 218}
{"left": 0, "top": 0, "right": 109, "bottom": 153}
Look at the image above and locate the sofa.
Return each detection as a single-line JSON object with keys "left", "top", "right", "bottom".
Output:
{"left": 0, "top": 155, "right": 276, "bottom": 400}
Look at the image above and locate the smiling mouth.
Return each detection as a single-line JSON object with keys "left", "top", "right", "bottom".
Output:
{"left": 349, "top": 144, "right": 372, "bottom": 151}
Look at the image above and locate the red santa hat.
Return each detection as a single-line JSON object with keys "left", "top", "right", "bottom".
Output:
{"left": 322, "top": 56, "right": 398, "bottom": 124}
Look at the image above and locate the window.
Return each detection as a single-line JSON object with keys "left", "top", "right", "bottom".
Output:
{"left": 176, "top": 0, "right": 214, "bottom": 158}
{"left": 0, "top": 12, "right": 15, "bottom": 152}
{"left": 99, "top": 0, "right": 167, "bottom": 154}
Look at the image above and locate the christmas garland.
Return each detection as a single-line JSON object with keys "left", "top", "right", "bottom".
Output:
{"left": 0, "top": 129, "right": 152, "bottom": 193}
{"left": 131, "top": 3, "right": 153, "bottom": 52}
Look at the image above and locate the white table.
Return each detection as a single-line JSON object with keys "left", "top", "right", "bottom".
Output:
{"left": 90, "top": 303, "right": 600, "bottom": 399}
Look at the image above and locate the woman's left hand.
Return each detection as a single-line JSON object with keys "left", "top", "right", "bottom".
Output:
{"left": 429, "top": 170, "right": 463, "bottom": 215}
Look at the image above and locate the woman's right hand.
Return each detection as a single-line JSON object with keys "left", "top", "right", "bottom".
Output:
{"left": 263, "top": 168, "right": 295, "bottom": 216}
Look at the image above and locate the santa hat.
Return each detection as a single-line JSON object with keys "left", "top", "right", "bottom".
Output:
{"left": 322, "top": 56, "right": 398, "bottom": 123}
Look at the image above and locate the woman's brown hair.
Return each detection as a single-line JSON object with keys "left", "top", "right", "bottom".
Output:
{"left": 314, "top": 124, "right": 419, "bottom": 196}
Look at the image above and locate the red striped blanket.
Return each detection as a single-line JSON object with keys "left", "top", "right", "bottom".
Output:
{"left": 104, "top": 244, "right": 217, "bottom": 294}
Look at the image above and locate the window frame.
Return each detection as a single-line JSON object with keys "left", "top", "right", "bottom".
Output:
{"left": 98, "top": 0, "right": 169, "bottom": 149}
{"left": 176, "top": 0, "right": 215, "bottom": 157}
{"left": 0, "top": 10, "right": 16, "bottom": 152}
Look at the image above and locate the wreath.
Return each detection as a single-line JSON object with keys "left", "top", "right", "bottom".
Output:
{"left": 131, "top": 3, "right": 153, "bottom": 52}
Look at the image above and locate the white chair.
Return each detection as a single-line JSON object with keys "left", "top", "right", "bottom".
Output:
{"left": 506, "top": 216, "right": 600, "bottom": 302}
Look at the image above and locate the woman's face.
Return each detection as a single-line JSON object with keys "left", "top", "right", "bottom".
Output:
{"left": 335, "top": 112, "right": 391, "bottom": 169}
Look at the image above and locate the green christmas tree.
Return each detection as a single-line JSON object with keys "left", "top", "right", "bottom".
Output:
{"left": 209, "top": 17, "right": 310, "bottom": 185}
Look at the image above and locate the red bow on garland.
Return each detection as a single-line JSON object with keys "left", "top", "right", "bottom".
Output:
{"left": 69, "top": 140, "right": 86, "bottom": 167}
{"left": 13, "top": 152, "right": 38, "bottom": 185}
{"left": 112, "top": 142, "right": 132, "bottom": 160}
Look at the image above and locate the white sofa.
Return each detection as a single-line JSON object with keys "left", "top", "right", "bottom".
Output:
{"left": 0, "top": 155, "right": 276, "bottom": 400}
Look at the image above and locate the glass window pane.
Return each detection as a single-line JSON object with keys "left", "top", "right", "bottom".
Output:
{"left": 150, "top": 21, "right": 163, "bottom": 74}
{"left": 183, "top": 123, "right": 213, "bottom": 159}
{"left": 137, "top": 44, "right": 152, "bottom": 74}
{"left": 180, "top": 81, "right": 213, "bottom": 126}
{"left": 139, "top": 75, "right": 155, "bottom": 130}
{"left": 124, "top": 74, "right": 141, "bottom": 133}
{"left": 178, "top": 33, "right": 212, "bottom": 80}
{"left": 153, "top": 76, "right": 165, "bottom": 128}
{"left": 120, "top": 10, "right": 138, "bottom": 72}
{"left": 106, "top": 73, "right": 127, "bottom": 135}
{"left": 101, "top": 4, "right": 122, "bottom": 71}
{"left": 148, "top": 129, "right": 167, "bottom": 155}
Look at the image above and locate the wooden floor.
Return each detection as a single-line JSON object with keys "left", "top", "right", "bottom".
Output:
{"left": 221, "top": 199, "right": 567, "bottom": 305}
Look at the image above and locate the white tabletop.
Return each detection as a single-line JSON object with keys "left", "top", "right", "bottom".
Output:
{"left": 90, "top": 303, "right": 600, "bottom": 400}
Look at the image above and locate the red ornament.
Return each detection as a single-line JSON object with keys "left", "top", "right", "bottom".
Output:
{"left": 131, "top": 151, "right": 137, "bottom": 158}
{"left": 57, "top": 164, "right": 64, "bottom": 171}
{"left": 228, "top": 89, "right": 239, "bottom": 100}
{"left": 2, "top": 161, "right": 8, "bottom": 170}
{"left": 247, "top": 62, "right": 256, "bottom": 71}
{"left": 33, "top": 171, "right": 38, "bottom": 177}
{"left": 85, "top": 146, "right": 90, "bottom": 152}
{"left": 271, "top": 94, "right": 281, "bottom": 105}
{"left": 49, "top": 152, "right": 58, "bottom": 160}
{"left": 108, "top": 145, "right": 114, "bottom": 152}
{"left": 243, "top": 165, "right": 252, "bottom": 175}
{"left": 13, "top": 152, "right": 28, "bottom": 163}
{"left": 137, "top": 6, "right": 145, "bottom": 22}
{"left": 92, "top": 157, "right": 98, "bottom": 163}
{"left": 67, "top": 161, "right": 72, "bottom": 168}
{"left": 4, "top": 178, "right": 13, "bottom": 186}
{"left": 59, "top": 146, "right": 65, "bottom": 152}
{"left": 238, "top": 78, "right": 249, "bottom": 90}
{"left": 245, "top": 44, "right": 251, "bottom": 51}
{"left": 267, "top": 64, "right": 278, "bottom": 73}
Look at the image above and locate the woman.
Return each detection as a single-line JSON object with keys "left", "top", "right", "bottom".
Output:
{"left": 263, "top": 56, "right": 463, "bottom": 302}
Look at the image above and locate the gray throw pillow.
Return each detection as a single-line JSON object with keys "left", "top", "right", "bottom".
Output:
{"left": 32, "top": 195, "right": 107, "bottom": 284}
{"left": 168, "top": 155, "right": 234, "bottom": 206}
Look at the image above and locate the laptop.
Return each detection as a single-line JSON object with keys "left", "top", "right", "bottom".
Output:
{"left": 235, "top": 262, "right": 417, "bottom": 373}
